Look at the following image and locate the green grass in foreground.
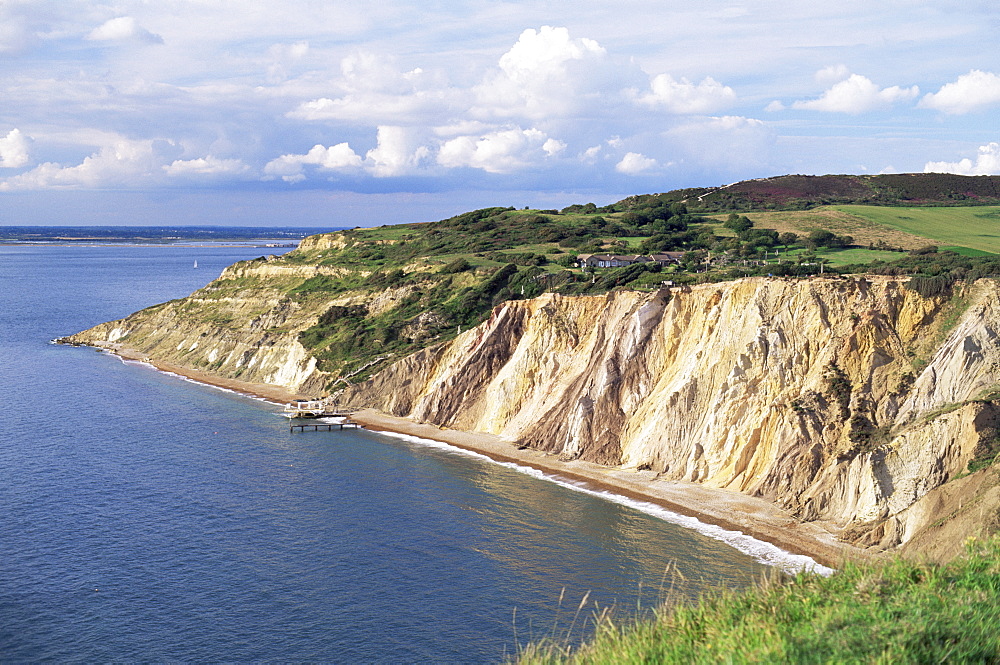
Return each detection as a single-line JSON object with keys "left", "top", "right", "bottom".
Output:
{"left": 518, "top": 537, "right": 1000, "bottom": 664}
{"left": 836, "top": 205, "right": 1000, "bottom": 255}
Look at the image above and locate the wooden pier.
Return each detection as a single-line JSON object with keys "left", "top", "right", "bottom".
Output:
{"left": 289, "top": 419, "right": 360, "bottom": 433}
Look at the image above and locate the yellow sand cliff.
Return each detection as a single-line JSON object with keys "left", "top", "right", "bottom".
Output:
{"left": 70, "top": 271, "right": 1000, "bottom": 560}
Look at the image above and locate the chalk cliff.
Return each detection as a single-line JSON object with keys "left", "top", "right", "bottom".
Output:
{"left": 70, "top": 268, "right": 1000, "bottom": 558}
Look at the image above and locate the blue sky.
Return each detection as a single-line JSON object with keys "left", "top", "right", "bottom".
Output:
{"left": 1, "top": 1, "right": 999, "bottom": 226}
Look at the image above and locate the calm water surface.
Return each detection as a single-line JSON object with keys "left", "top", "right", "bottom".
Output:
{"left": 1, "top": 244, "right": 771, "bottom": 661}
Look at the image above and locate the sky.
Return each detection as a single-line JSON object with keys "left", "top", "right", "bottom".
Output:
{"left": 1, "top": 1, "right": 999, "bottom": 227}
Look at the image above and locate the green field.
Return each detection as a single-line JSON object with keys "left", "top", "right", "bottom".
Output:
{"left": 810, "top": 247, "right": 907, "bottom": 266}
{"left": 835, "top": 205, "right": 1000, "bottom": 255}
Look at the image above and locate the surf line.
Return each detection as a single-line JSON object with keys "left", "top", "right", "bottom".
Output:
{"left": 369, "top": 428, "right": 834, "bottom": 576}
{"left": 108, "top": 352, "right": 275, "bottom": 404}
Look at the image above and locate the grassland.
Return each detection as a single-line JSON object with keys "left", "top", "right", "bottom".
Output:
{"left": 788, "top": 247, "right": 906, "bottom": 267}
{"left": 833, "top": 205, "right": 1000, "bottom": 254}
{"left": 715, "top": 208, "right": 932, "bottom": 250}
{"left": 518, "top": 537, "right": 1000, "bottom": 664}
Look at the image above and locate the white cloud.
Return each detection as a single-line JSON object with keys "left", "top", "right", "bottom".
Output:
{"left": 8, "top": 8, "right": 999, "bottom": 203}
{"left": 665, "top": 115, "right": 775, "bottom": 173}
{"left": 365, "top": 126, "right": 431, "bottom": 177}
{"left": 268, "top": 41, "right": 309, "bottom": 61}
{"left": 289, "top": 53, "right": 457, "bottom": 125}
{"left": 815, "top": 64, "right": 850, "bottom": 85}
{"left": 0, "top": 10, "right": 32, "bottom": 54}
{"left": 87, "top": 17, "right": 163, "bottom": 45}
{"left": 919, "top": 70, "right": 1000, "bottom": 114}
{"left": 0, "top": 137, "right": 168, "bottom": 190}
{"left": 164, "top": 156, "right": 250, "bottom": 178}
{"left": 792, "top": 74, "right": 918, "bottom": 113}
{"left": 580, "top": 145, "right": 602, "bottom": 163}
{"left": 438, "top": 127, "right": 552, "bottom": 173}
{"left": 266, "top": 41, "right": 310, "bottom": 82}
{"left": 615, "top": 152, "right": 657, "bottom": 174}
{"left": 264, "top": 143, "right": 364, "bottom": 182}
{"left": 635, "top": 74, "right": 736, "bottom": 114}
{"left": 498, "top": 26, "right": 606, "bottom": 78}
{"left": 542, "top": 138, "right": 566, "bottom": 156}
{"left": 0, "top": 128, "right": 30, "bottom": 168}
{"left": 473, "top": 26, "right": 640, "bottom": 120}
{"left": 924, "top": 142, "right": 1000, "bottom": 175}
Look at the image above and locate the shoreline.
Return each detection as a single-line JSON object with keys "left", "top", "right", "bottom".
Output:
{"left": 79, "top": 342, "right": 872, "bottom": 571}
{"left": 83, "top": 344, "right": 312, "bottom": 404}
{"left": 350, "top": 411, "right": 871, "bottom": 570}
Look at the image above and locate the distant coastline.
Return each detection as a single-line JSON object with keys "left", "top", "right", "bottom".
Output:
{"left": 2, "top": 241, "right": 299, "bottom": 248}
{"left": 0, "top": 224, "right": 346, "bottom": 245}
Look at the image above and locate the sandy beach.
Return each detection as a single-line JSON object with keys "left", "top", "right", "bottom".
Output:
{"left": 350, "top": 410, "right": 870, "bottom": 570}
{"left": 89, "top": 343, "right": 870, "bottom": 570}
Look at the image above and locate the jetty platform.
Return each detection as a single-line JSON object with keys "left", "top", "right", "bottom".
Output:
{"left": 284, "top": 396, "right": 364, "bottom": 432}
{"left": 288, "top": 419, "right": 360, "bottom": 432}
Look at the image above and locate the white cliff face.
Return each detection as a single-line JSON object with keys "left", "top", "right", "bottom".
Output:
{"left": 265, "top": 343, "right": 319, "bottom": 388}
{"left": 344, "top": 277, "right": 1000, "bottom": 547}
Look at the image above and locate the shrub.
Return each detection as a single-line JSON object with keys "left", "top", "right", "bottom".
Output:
{"left": 906, "top": 275, "right": 953, "bottom": 298}
{"left": 439, "top": 257, "right": 472, "bottom": 274}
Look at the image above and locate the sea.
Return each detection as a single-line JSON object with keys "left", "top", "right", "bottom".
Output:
{"left": 0, "top": 242, "right": 819, "bottom": 661}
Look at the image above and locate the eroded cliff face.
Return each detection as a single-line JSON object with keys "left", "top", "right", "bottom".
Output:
{"left": 343, "top": 277, "right": 1000, "bottom": 549}
{"left": 66, "top": 257, "right": 335, "bottom": 395}
{"left": 70, "top": 267, "right": 1000, "bottom": 554}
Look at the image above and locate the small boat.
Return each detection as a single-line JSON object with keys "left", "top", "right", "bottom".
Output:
{"left": 193, "top": 260, "right": 198, "bottom": 268}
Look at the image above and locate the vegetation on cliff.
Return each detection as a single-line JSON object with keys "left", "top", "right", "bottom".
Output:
{"left": 66, "top": 173, "right": 1000, "bottom": 399}
{"left": 518, "top": 536, "right": 1000, "bottom": 664}
{"left": 181, "top": 175, "right": 1000, "bottom": 388}
{"left": 284, "top": 233, "right": 995, "bottom": 383}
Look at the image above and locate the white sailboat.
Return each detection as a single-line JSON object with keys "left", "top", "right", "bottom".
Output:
{"left": 193, "top": 260, "right": 198, "bottom": 268}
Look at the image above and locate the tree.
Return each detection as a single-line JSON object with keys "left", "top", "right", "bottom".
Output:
{"left": 724, "top": 214, "right": 753, "bottom": 233}
{"left": 807, "top": 229, "right": 837, "bottom": 248}
{"left": 651, "top": 216, "right": 688, "bottom": 233}
{"left": 778, "top": 232, "right": 799, "bottom": 251}
{"left": 620, "top": 211, "right": 651, "bottom": 226}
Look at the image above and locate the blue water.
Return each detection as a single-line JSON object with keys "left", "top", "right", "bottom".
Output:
{"left": 1, "top": 244, "right": 771, "bottom": 661}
